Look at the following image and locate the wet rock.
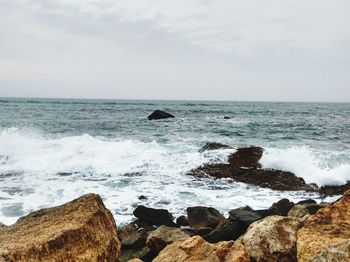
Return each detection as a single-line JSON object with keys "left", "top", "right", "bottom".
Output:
{"left": 228, "top": 206, "right": 262, "bottom": 229}
{"left": 239, "top": 215, "right": 303, "bottom": 262}
{"left": 188, "top": 146, "right": 317, "bottom": 192}
{"left": 147, "top": 110, "right": 175, "bottom": 120}
{"left": 270, "top": 198, "right": 294, "bottom": 216}
{"left": 223, "top": 116, "right": 231, "bottom": 119}
{"left": 296, "top": 199, "right": 316, "bottom": 205}
{"left": 288, "top": 203, "right": 327, "bottom": 218}
{"left": 297, "top": 189, "right": 350, "bottom": 262}
{"left": 176, "top": 215, "right": 189, "bottom": 227}
{"left": 187, "top": 206, "right": 225, "bottom": 229}
{"left": 133, "top": 205, "right": 176, "bottom": 227}
{"left": 181, "top": 227, "right": 213, "bottom": 237}
{"left": 146, "top": 225, "right": 189, "bottom": 254}
{"left": 199, "top": 142, "right": 230, "bottom": 152}
{"left": 203, "top": 219, "right": 244, "bottom": 243}
{"left": 138, "top": 195, "right": 148, "bottom": 200}
{"left": 319, "top": 181, "right": 350, "bottom": 196}
{"left": 0, "top": 194, "right": 120, "bottom": 262}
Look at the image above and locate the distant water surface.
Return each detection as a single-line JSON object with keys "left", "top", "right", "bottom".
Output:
{"left": 0, "top": 98, "right": 349, "bottom": 225}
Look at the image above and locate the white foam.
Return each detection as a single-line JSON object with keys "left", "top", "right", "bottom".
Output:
{"left": 260, "top": 146, "right": 350, "bottom": 187}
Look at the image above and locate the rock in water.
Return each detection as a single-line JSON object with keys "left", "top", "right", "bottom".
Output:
{"left": 297, "top": 189, "right": 350, "bottom": 262}
{"left": 0, "top": 194, "right": 120, "bottom": 262}
{"left": 147, "top": 110, "right": 175, "bottom": 120}
{"left": 239, "top": 215, "right": 303, "bottom": 262}
{"left": 199, "top": 142, "right": 231, "bottom": 152}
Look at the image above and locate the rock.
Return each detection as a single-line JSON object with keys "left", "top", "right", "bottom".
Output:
{"left": 297, "top": 189, "right": 350, "bottom": 262}
{"left": 118, "top": 222, "right": 154, "bottom": 249}
{"left": 181, "top": 227, "right": 213, "bottom": 237}
{"left": 308, "top": 239, "right": 350, "bottom": 262}
{"left": 127, "top": 259, "right": 143, "bottom": 262}
{"left": 203, "top": 219, "right": 245, "bottom": 243}
{"left": 228, "top": 206, "right": 262, "bottom": 229}
{"left": 147, "top": 110, "right": 175, "bottom": 120}
{"left": 153, "top": 235, "right": 250, "bottom": 262}
{"left": 319, "top": 181, "right": 350, "bottom": 196}
{"left": 138, "top": 195, "right": 148, "bottom": 200}
{"left": 153, "top": 236, "right": 219, "bottom": 262}
{"left": 199, "top": 142, "right": 230, "bottom": 152}
{"left": 0, "top": 222, "right": 6, "bottom": 229}
{"left": 270, "top": 198, "right": 294, "bottom": 216}
{"left": 176, "top": 215, "right": 189, "bottom": 227}
{"left": 187, "top": 206, "right": 225, "bottom": 229}
{"left": 288, "top": 203, "right": 327, "bottom": 218}
{"left": 121, "top": 246, "right": 151, "bottom": 262}
{"left": 228, "top": 146, "right": 263, "bottom": 169}
{"left": 214, "top": 241, "right": 250, "bottom": 262}
{"left": 296, "top": 199, "right": 316, "bottom": 205}
{"left": 133, "top": 205, "right": 176, "bottom": 227}
{"left": 188, "top": 146, "right": 317, "bottom": 192}
{"left": 146, "top": 225, "right": 189, "bottom": 254}
{"left": 223, "top": 116, "right": 231, "bottom": 119}
{"left": 0, "top": 194, "right": 120, "bottom": 262}
{"left": 239, "top": 215, "right": 303, "bottom": 262}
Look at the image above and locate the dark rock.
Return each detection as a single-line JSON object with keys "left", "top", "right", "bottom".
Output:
{"left": 181, "top": 227, "right": 213, "bottom": 237}
{"left": 187, "top": 206, "right": 225, "bottom": 229}
{"left": 147, "top": 110, "right": 175, "bottom": 120}
{"left": 118, "top": 222, "right": 154, "bottom": 249}
{"left": 296, "top": 199, "right": 317, "bottom": 205}
{"left": 120, "top": 246, "right": 151, "bottom": 262}
{"left": 133, "top": 206, "right": 176, "bottom": 227}
{"left": 270, "top": 198, "right": 294, "bottom": 216}
{"left": 188, "top": 146, "right": 320, "bottom": 193}
{"left": 176, "top": 215, "right": 189, "bottom": 227}
{"left": 228, "top": 206, "right": 262, "bottom": 229}
{"left": 138, "top": 195, "right": 148, "bottom": 200}
{"left": 228, "top": 146, "right": 263, "bottom": 169}
{"left": 255, "top": 208, "right": 276, "bottom": 218}
{"left": 224, "top": 116, "right": 231, "bottom": 119}
{"left": 319, "top": 181, "right": 350, "bottom": 196}
{"left": 203, "top": 219, "right": 245, "bottom": 243}
{"left": 199, "top": 142, "right": 230, "bottom": 153}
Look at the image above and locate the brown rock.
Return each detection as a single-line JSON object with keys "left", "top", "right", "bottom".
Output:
{"left": 297, "top": 189, "right": 350, "bottom": 262}
{"left": 228, "top": 146, "right": 263, "bottom": 169}
{"left": 239, "top": 215, "right": 303, "bottom": 262}
{"left": 288, "top": 203, "right": 327, "bottom": 218}
{"left": 0, "top": 194, "right": 120, "bottom": 262}
{"left": 319, "top": 181, "right": 350, "bottom": 196}
{"left": 146, "top": 225, "right": 189, "bottom": 254}
{"left": 153, "top": 235, "right": 250, "bottom": 262}
{"left": 127, "top": 259, "right": 143, "bottom": 262}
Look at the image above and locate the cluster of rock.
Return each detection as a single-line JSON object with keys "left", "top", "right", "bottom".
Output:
{"left": 190, "top": 143, "right": 350, "bottom": 195}
{"left": 0, "top": 190, "right": 349, "bottom": 261}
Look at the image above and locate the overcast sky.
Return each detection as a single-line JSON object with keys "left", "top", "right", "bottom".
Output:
{"left": 0, "top": 0, "right": 349, "bottom": 102}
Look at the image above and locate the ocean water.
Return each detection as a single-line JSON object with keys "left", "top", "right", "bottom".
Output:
{"left": 0, "top": 98, "right": 349, "bottom": 225}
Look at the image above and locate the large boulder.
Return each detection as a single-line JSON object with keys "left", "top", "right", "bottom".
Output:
{"left": 319, "top": 181, "right": 350, "bottom": 195}
{"left": 203, "top": 219, "right": 244, "bottom": 243}
{"left": 147, "top": 110, "right": 175, "bottom": 120}
{"left": 229, "top": 206, "right": 262, "bottom": 229}
{"left": 187, "top": 206, "right": 225, "bottom": 229}
{"left": 270, "top": 198, "right": 294, "bottom": 216}
{"left": 297, "top": 189, "right": 350, "bottom": 262}
{"left": 133, "top": 205, "right": 176, "bottom": 227}
{"left": 0, "top": 194, "right": 120, "bottom": 262}
{"left": 288, "top": 203, "right": 327, "bottom": 218}
{"left": 146, "top": 225, "right": 189, "bottom": 254}
{"left": 153, "top": 235, "right": 250, "bottom": 262}
{"left": 118, "top": 222, "right": 155, "bottom": 249}
{"left": 199, "top": 142, "right": 231, "bottom": 152}
{"left": 239, "top": 215, "right": 303, "bottom": 262}
{"left": 228, "top": 146, "right": 263, "bottom": 169}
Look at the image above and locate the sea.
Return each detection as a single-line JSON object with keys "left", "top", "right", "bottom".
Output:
{"left": 0, "top": 98, "right": 349, "bottom": 225}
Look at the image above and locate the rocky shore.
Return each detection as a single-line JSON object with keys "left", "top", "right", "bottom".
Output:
{"left": 0, "top": 145, "right": 349, "bottom": 261}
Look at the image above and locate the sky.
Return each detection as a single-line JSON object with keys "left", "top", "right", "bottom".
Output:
{"left": 0, "top": 0, "right": 349, "bottom": 102}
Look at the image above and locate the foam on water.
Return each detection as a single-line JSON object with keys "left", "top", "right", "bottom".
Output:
{"left": 0, "top": 128, "right": 343, "bottom": 225}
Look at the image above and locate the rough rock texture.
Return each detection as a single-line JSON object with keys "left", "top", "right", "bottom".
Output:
{"left": 187, "top": 206, "right": 225, "bottom": 229}
{"left": 199, "top": 142, "right": 231, "bottom": 152}
{"left": 229, "top": 206, "right": 262, "bottom": 228}
{"left": 188, "top": 147, "right": 316, "bottom": 192}
{"left": 147, "top": 110, "right": 175, "bottom": 120}
{"left": 127, "top": 259, "right": 143, "bottom": 262}
{"left": 133, "top": 205, "right": 176, "bottom": 227}
{"left": 0, "top": 194, "right": 120, "bottom": 262}
{"left": 297, "top": 189, "right": 350, "bottom": 262}
{"left": 309, "top": 239, "right": 350, "bottom": 262}
{"left": 239, "top": 215, "right": 303, "bottom": 262}
{"left": 270, "top": 198, "right": 294, "bottom": 216}
{"left": 146, "top": 225, "right": 190, "bottom": 254}
{"left": 319, "top": 181, "right": 350, "bottom": 195}
{"left": 121, "top": 246, "right": 150, "bottom": 262}
{"left": 118, "top": 223, "right": 153, "bottom": 249}
{"left": 153, "top": 235, "right": 250, "bottom": 262}
{"left": 0, "top": 223, "right": 6, "bottom": 229}
{"left": 288, "top": 203, "right": 327, "bottom": 218}
{"left": 203, "top": 219, "right": 244, "bottom": 243}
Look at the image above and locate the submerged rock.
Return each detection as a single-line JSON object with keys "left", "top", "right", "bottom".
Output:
{"left": 147, "top": 110, "right": 175, "bottom": 120}
{"left": 297, "top": 189, "right": 350, "bottom": 262}
{"left": 199, "top": 142, "right": 231, "bottom": 152}
{"left": 133, "top": 205, "right": 176, "bottom": 227}
{"left": 187, "top": 206, "right": 225, "bottom": 229}
{"left": 0, "top": 194, "right": 120, "bottom": 262}
{"left": 239, "top": 215, "right": 303, "bottom": 262}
